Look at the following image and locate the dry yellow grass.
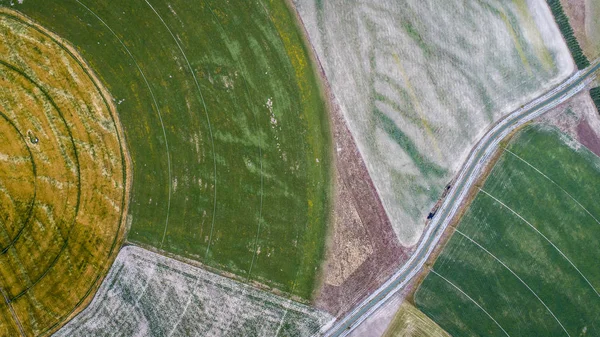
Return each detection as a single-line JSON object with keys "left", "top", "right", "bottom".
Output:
{"left": 0, "top": 8, "right": 130, "bottom": 336}
{"left": 383, "top": 301, "right": 450, "bottom": 337}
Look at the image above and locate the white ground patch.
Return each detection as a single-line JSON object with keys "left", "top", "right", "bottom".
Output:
{"left": 348, "top": 291, "right": 404, "bottom": 337}
{"left": 294, "top": 0, "right": 573, "bottom": 246}
{"left": 54, "top": 246, "right": 333, "bottom": 337}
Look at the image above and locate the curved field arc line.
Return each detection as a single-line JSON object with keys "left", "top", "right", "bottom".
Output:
{"left": 0, "top": 61, "right": 82, "bottom": 300}
{"left": 0, "top": 110, "right": 37, "bottom": 253}
{"left": 143, "top": 0, "right": 218, "bottom": 255}
{"left": 75, "top": 0, "right": 172, "bottom": 249}
{"left": 252, "top": 3, "right": 307, "bottom": 301}
{"left": 455, "top": 229, "right": 571, "bottom": 337}
{"left": 479, "top": 188, "right": 600, "bottom": 299}
{"left": 504, "top": 148, "right": 600, "bottom": 226}
{"left": 245, "top": 84, "right": 263, "bottom": 280}
{"left": 429, "top": 269, "right": 511, "bottom": 337}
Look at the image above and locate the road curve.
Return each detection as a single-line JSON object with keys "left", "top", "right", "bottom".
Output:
{"left": 323, "top": 60, "right": 600, "bottom": 337}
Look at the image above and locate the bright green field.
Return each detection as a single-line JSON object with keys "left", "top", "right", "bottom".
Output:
{"left": 2, "top": 0, "right": 332, "bottom": 299}
{"left": 415, "top": 125, "right": 600, "bottom": 336}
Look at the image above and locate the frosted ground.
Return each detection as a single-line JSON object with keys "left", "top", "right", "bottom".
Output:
{"left": 54, "top": 246, "right": 333, "bottom": 337}
{"left": 294, "top": 0, "right": 573, "bottom": 246}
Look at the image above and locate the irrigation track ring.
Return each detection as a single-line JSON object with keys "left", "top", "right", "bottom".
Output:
{"left": 143, "top": 0, "right": 219, "bottom": 256}
{"left": 0, "top": 60, "right": 83, "bottom": 300}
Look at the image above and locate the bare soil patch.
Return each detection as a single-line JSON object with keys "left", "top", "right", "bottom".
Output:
{"left": 560, "top": 0, "right": 600, "bottom": 59}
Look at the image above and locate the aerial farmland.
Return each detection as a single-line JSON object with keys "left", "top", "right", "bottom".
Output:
{"left": 0, "top": 0, "right": 599, "bottom": 336}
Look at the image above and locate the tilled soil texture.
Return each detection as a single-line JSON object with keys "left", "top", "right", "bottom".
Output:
{"left": 313, "top": 70, "right": 410, "bottom": 316}
{"left": 576, "top": 118, "right": 600, "bottom": 155}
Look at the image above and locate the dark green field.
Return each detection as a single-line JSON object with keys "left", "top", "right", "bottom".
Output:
{"left": 415, "top": 125, "right": 600, "bottom": 336}
{"left": 2, "top": 0, "right": 332, "bottom": 299}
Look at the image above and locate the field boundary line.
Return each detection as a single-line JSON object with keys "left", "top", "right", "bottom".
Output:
{"left": 479, "top": 188, "right": 600, "bottom": 298}
{"left": 0, "top": 286, "right": 25, "bottom": 336}
{"left": 143, "top": 0, "right": 218, "bottom": 255}
{"left": 455, "top": 229, "right": 571, "bottom": 337}
{"left": 76, "top": 0, "right": 173, "bottom": 248}
{"left": 504, "top": 148, "right": 600, "bottom": 226}
{"left": 429, "top": 269, "right": 511, "bottom": 337}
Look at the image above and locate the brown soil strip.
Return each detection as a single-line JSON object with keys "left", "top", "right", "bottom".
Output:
{"left": 540, "top": 90, "right": 600, "bottom": 156}
{"left": 576, "top": 118, "right": 600, "bottom": 156}
{"left": 0, "top": 287, "right": 24, "bottom": 337}
{"left": 560, "top": 0, "right": 599, "bottom": 59}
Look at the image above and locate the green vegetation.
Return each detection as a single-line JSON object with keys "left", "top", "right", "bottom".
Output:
{"left": 590, "top": 87, "right": 600, "bottom": 113}
{"left": 415, "top": 125, "right": 600, "bottom": 336}
{"left": 3, "top": 0, "right": 332, "bottom": 299}
{"left": 547, "top": 0, "right": 590, "bottom": 69}
{"left": 383, "top": 301, "right": 450, "bottom": 337}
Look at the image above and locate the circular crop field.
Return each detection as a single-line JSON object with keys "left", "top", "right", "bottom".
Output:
{"left": 0, "top": 9, "right": 129, "bottom": 336}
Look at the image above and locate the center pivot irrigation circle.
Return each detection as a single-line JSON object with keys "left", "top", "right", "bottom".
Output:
{"left": 0, "top": 8, "right": 131, "bottom": 336}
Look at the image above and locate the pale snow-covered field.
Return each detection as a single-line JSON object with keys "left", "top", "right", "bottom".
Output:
{"left": 294, "top": 0, "right": 574, "bottom": 246}
{"left": 54, "top": 246, "right": 333, "bottom": 337}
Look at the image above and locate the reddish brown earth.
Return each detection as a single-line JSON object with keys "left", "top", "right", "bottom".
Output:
{"left": 561, "top": 0, "right": 586, "bottom": 32}
{"left": 577, "top": 118, "right": 600, "bottom": 156}
{"left": 560, "top": 0, "right": 598, "bottom": 59}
